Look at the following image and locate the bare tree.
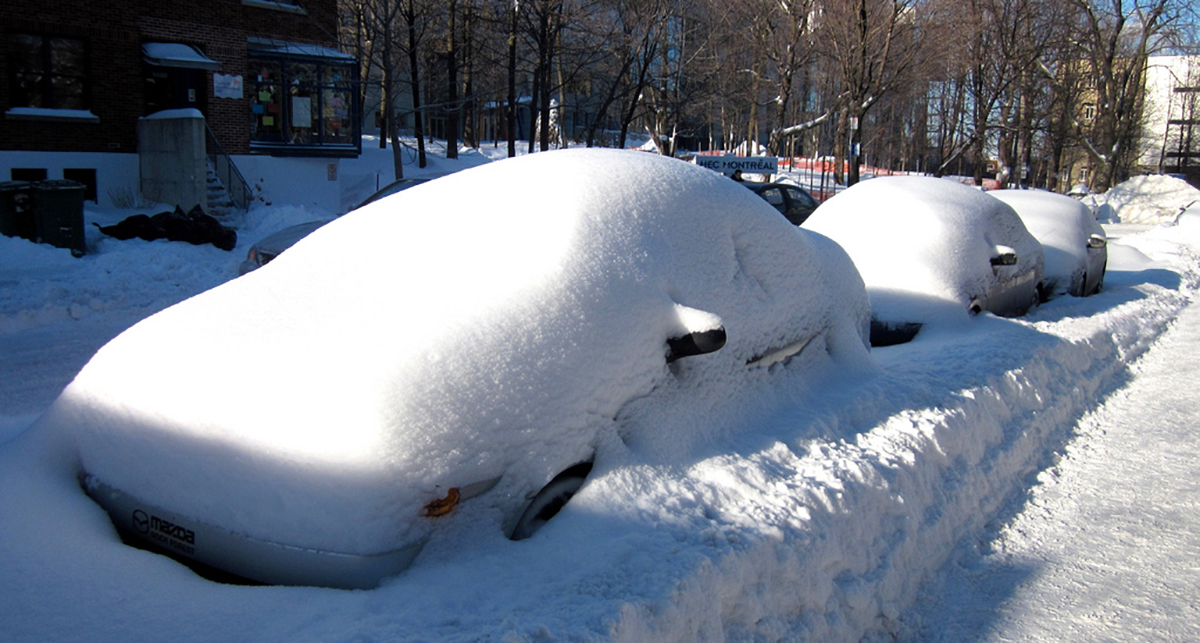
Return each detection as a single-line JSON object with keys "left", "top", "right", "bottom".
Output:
{"left": 821, "top": 0, "right": 923, "bottom": 185}
{"left": 445, "top": 0, "right": 461, "bottom": 159}
{"left": 576, "top": 0, "right": 671, "bottom": 149}
{"left": 763, "top": 0, "right": 819, "bottom": 155}
{"left": 1046, "top": 0, "right": 1185, "bottom": 190}
{"left": 341, "top": 0, "right": 417, "bottom": 177}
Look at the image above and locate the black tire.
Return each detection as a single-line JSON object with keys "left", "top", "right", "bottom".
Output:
{"left": 509, "top": 462, "right": 593, "bottom": 541}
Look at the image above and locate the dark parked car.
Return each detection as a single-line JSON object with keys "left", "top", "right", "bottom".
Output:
{"left": 238, "top": 177, "right": 434, "bottom": 275}
{"left": 745, "top": 182, "right": 820, "bottom": 225}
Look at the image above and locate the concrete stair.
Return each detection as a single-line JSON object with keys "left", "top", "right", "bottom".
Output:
{"left": 205, "top": 161, "right": 238, "bottom": 223}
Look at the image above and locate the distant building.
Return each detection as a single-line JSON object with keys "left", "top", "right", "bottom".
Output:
{"left": 1063, "top": 54, "right": 1200, "bottom": 190}
{"left": 2, "top": 0, "right": 360, "bottom": 211}
{"left": 1142, "top": 55, "right": 1199, "bottom": 185}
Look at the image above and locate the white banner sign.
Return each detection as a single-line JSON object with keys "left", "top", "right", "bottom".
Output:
{"left": 292, "top": 96, "right": 312, "bottom": 128}
{"left": 694, "top": 155, "right": 779, "bottom": 175}
{"left": 213, "top": 74, "right": 243, "bottom": 99}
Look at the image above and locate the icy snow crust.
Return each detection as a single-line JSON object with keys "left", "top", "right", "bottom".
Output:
{"left": 990, "top": 189, "right": 1106, "bottom": 297}
{"left": 805, "top": 176, "right": 1043, "bottom": 326}
{"left": 3, "top": 163, "right": 1199, "bottom": 642}
{"left": 54, "top": 149, "right": 872, "bottom": 555}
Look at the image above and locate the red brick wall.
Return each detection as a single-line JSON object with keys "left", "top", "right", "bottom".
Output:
{"left": 1, "top": 0, "right": 344, "bottom": 156}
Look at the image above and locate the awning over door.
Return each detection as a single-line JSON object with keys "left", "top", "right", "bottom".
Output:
{"left": 247, "top": 37, "right": 356, "bottom": 63}
{"left": 142, "top": 43, "right": 221, "bottom": 70}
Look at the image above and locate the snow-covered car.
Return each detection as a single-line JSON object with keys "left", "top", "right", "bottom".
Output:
{"left": 805, "top": 176, "right": 1044, "bottom": 346}
{"left": 58, "top": 149, "right": 872, "bottom": 589}
{"left": 745, "top": 181, "right": 820, "bottom": 225}
{"left": 1067, "top": 183, "right": 1092, "bottom": 198}
{"left": 238, "top": 219, "right": 327, "bottom": 275}
{"left": 238, "top": 177, "right": 433, "bottom": 275}
{"left": 990, "top": 189, "right": 1107, "bottom": 298}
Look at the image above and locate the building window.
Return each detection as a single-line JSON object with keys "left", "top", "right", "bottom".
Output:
{"left": 10, "top": 168, "right": 47, "bottom": 182}
{"left": 247, "top": 40, "right": 359, "bottom": 155}
{"left": 1083, "top": 103, "right": 1096, "bottom": 121}
{"left": 7, "top": 34, "right": 89, "bottom": 110}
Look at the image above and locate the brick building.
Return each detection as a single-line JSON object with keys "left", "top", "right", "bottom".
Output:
{"left": 2, "top": 0, "right": 360, "bottom": 208}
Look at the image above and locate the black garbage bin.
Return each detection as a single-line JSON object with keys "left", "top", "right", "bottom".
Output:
{"left": 33, "top": 180, "right": 86, "bottom": 257}
{"left": 0, "top": 181, "right": 36, "bottom": 241}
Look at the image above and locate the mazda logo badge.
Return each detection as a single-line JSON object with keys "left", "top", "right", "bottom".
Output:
{"left": 132, "top": 510, "right": 150, "bottom": 534}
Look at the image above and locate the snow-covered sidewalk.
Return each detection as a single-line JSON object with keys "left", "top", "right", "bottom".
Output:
{"left": 904, "top": 298, "right": 1200, "bottom": 641}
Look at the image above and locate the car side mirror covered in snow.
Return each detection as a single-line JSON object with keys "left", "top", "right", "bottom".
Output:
{"left": 990, "top": 252, "right": 1018, "bottom": 267}
{"left": 1088, "top": 235, "right": 1107, "bottom": 249}
{"left": 666, "top": 327, "right": 727, "bottom": 363}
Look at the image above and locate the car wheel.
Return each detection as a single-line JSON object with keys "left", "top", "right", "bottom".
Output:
{"left": 1093, "top": 268, "right": 1105, "bottom": 295}
{"left": 509, "top": 462, "right": 593, "bottom": 541}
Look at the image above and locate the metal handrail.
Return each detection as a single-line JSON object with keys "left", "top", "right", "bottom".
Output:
{"left": 204, "top": 122, "right": 251, "bottom": 211}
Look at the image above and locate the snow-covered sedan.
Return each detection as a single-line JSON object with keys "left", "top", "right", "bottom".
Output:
{"left": 990, "top": 189, "right": 1107, "bottom": 298}
{"left": 238, "top": 177, "right": 435, "bottom": 275}
{"left": 805, "top": 176, "right": 1044, "bottom": 346}
{"left": 55, "top": 149, "right": 872, "bottom": 589}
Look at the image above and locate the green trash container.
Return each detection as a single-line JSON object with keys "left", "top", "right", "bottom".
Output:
{"left": 33, "top": 180, "right": 86, "bottom": 257}
{"left": 0, "top": 181, "right": 36, "bottom": 241}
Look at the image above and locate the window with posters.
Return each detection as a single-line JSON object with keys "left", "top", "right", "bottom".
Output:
{"left": 247, "top": 38, "right": 359, "bottom": 156}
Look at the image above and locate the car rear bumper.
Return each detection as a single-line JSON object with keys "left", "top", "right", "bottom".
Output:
{"left": 80, "top": 472, "right": 424, "bottom": 589}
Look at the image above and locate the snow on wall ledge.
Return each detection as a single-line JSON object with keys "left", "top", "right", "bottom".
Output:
{"left": 593, "top": 233, "right": 1197, "bottom": 641}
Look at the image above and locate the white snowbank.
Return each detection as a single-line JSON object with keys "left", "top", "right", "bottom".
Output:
{"left": 1090, "top": 174, "right": 1200, "bottom": 223}
{"left": 0, "top": 202, "right": 328, "bottom": 336}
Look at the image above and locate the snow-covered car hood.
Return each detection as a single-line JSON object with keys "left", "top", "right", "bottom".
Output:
{"left": 51, "top": 149, "right": 870, "bottom": 556}
{"left": 805, "top": 176, "right": 1044, "bottom": 325}
{"left": 991, "top": 189, "right": 1106, "bottom": 297}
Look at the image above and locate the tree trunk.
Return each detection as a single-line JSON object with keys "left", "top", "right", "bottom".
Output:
{"left": 446, "top": 0, "right": 459, "bottom": 159}
{"left": 406, "top": 2, "right": 427, "bottom": 168}
{"left": 507, "top": 0, "right": 517, "bottom": 157}
{"left": 461, "top": 2, "right": 477, "bottom": 148}
{"left": 848, "top": 112, "right": 863, "bottom": 186}
{"left": 833, "top": 109, "right": 847, "bottom": 186}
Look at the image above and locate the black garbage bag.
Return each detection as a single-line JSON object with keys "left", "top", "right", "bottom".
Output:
{"left": 173, "top": 205, "right": 237, "bottom": 252}
{"left": 96, "top": 205, "right": 237, "bottom": 251}
{"left": 94, "top": 214, "right": 163, "bottom": 241}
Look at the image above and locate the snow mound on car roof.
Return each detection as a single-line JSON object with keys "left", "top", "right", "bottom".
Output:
{"left": 51, "top": 149, "right": 870, "bottom": 554}
{"left": 991, "top": 189, "right": 1105, "bottom": 296}
{"left": 805, "top": 176, "right": 1041, "bottom": 326}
